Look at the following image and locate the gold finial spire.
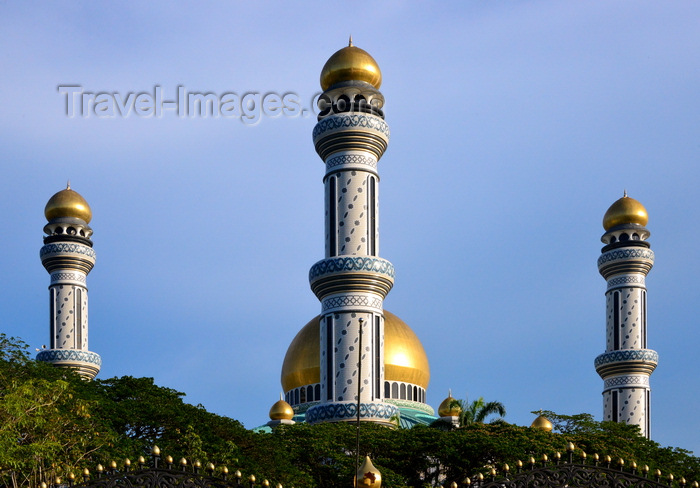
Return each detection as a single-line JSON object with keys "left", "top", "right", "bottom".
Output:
{"left": 602, "top": 192, "right": 648, "bottom": 230}
{"left": 319, "top": 37, "right": 382, "bottom": 90}
{"left": 623, "top": 189, "right": 628, "bottom": 198}
{"left": 45, "top": 182, "right": 93, "bottom": 223}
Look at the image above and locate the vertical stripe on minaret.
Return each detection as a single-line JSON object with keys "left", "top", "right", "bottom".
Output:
{"left": 595, "top": 194, "right": 657, "bottom": 438}
{"left": 305, "top": 42, "right": 399, "bottom": 425}
{"left": 37, "top": 186, "right": 101, "bottom": 380}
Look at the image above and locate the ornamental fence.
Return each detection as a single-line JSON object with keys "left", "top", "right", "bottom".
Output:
{"left": 27, "top": 446, "right": 699, "bottom": 488}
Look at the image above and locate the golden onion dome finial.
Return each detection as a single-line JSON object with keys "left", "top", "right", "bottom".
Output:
{"left": 44, "top": 183, "right": 93, "bottom": 223}
{"left": 356, "top": 456, "right": 382, "bottom": 488}
{"left": 320, "top": 40, "right": 382, "bottom": 91}
{"left": 269, "top": 395, "right": 294, "bottom": 421}
{"left": 437, "top": 390, "right": 461, "bottom": 417}
{"left": 602, "top": 192, "right": 648, "bottom": 230}
{"left": 530, "top": 413, "right": 553, "bottom": 432}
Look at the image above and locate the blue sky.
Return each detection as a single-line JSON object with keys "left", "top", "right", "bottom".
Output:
{"left": 1, "top": 1, "right": 699, "bottom": 455}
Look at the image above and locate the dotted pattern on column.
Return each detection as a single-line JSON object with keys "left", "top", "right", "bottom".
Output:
{"left": 335, "top": 172, "right": 369, "bottom": 256}
{"left": 606, "top": 292, "right": 613, "bottom": 351}
{"left": 54, "top": 285, "right": 76, "bottom": 348}
{"left": 619, "top": 288, "right": 643, "bottom": 348}
{"left": 332, "top": 312, "right": 373, "bottom": 403}
{"left": 80, "top": 290, "right": 88, "bottom": 349}
{"left": 618, "top": 388, "right": 647, "bottom": 435}
{"left": 603, "top": 391, "right": 611, "bottom": 420}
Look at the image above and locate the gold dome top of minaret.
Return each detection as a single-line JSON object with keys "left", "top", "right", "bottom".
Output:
{"left": 602, "top": 191, "right": 648, "bottom": 230}
{"left": 44, "top": 182, "right": 92, "bottom": 223}
{"left": 319, "top": 36, "right": 382, "bottom": 91}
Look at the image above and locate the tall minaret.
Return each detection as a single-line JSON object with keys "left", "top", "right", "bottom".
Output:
{"left": 594, "top": 192, "right": 657, "bottom": 437}
{"left": 305, "top": 39, "right": 399, "bottom": 425}
{"left": 36, "top": 184, "right": 101, "bottom": 380}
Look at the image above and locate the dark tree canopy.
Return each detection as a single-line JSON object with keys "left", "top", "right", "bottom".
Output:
{"left": 0, "top": 335, "right": 697, "bottom": 488}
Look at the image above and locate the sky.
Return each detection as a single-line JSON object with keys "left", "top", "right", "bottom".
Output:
{"left": 1, "top": 1, "right": 698, "bottom": 456}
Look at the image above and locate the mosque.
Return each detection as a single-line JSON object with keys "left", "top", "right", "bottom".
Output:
{"left": 34, "top": 40, "right": 658, "bottom": 438}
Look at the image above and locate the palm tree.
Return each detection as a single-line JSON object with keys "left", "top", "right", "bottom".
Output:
{"left": 452, "top": 396, "right": 506, "bottom": 426}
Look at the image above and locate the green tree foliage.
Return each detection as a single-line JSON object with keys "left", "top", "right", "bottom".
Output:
{"left": 456, "top": 396, "right": 507, "bottom": 426}
{"left": 0, "top": 335, "right": 697, "bottom": 488}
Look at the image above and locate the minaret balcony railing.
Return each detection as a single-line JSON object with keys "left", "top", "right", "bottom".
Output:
{"left": 36, "top": 349, "right": 101, "bottom": 379}
{"left": 308, "top": 257, "right": 394, "bottom": 300}
{"left": 594, "top": 349, "right": 658, "bottom": 378}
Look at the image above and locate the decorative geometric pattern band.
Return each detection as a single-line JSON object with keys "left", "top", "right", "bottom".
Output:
{"left": 594, "top": 350, "right": 658, "bottom": 367}
{"left": 313, "top": 114, "right": 390, "bottom": 139}
{"left": 598, "top": 248, "right": 654, "bottom": 267}
{"left": 322, "top": 295, "right": 383, "bottom": 311}
{"left": 607, "top": 275, "right": 645, "bottom": 289}
{"left": 305, "top": 402, "right": 399, "bottom": 424}
{"left": 36, "top": 349, "right": 102, "bottom": 367}
{"left": 326, "top": 154, "right": 377, "bottom": 169}
{"left": 40, "top": 243, "right": 96, "bottom": 259}
{"left": 309, "top": 257, "right": 395, "bottom": 281}
{"left": 604, "top": 375, "right": 650, "bottom": 389}
{"left": 50, "top": 272, "right": 86, "bottom": 283}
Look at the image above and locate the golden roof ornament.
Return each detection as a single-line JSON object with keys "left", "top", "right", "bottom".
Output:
{"left": 44, "top": 182, "right": 93, "bottom": 223}
{"left": 355, "top": 456, "right": 381, "bottom": 487}
{"left": 437, "top": 389, "right": 461, "bottom": 417}
{"left": 269, "top": 393, "right": 295, "bottom": 420}
{"left": 319, "top": 38, "right": 382, "bottom": 91}
{"left": 530, "top": 413, "right": 553, "bottom": 432}
{"left": 602, "top": 191, "right": 648, "bottom": 230}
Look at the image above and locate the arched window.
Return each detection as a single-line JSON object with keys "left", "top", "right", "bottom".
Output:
{"left": 384, "top": 381, "right": 390, "bottom": 399}
{"left": 400, "top": 383, "right": 406, "bottom": 400}
{"left": 307, "top": 385, "right": 313, "bottom": 402}
{"left": 315, "top": 384, "right": 321, "bottom": 401}
{"left": 391, "top": 382, "right": 398, "bottom": 399}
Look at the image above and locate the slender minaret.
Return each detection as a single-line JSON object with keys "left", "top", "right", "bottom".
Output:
{"left": 36, "top": 184, "right": 101, "bottom": 379}
{"left": 595, "top": 192, "right": 657, "bottom": 437}
{"left": 305, "top": 39, "right": 399, "bottom": 425}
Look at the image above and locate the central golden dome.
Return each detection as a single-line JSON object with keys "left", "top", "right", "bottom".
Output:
{"left": 319, "top": 38, "right": 382, "bottom": 91}
{"left": 281, "top": 310, "right": 430, "bottom": 392}
{"left": 44, "top": 184, "right": 92, "bottom": 223}
{"left": 603, "top": 192, "right": 648, "bottom": 230}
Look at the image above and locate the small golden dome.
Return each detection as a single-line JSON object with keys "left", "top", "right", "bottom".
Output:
{"left": 356, "top": 456, "right": 382, "bottom": 488}
{"left": 44, "top": 183, "right": 92, "bottom": 223}
{"left": 320, "top": 37, "right": 382, "bottom": 91}
{"left": 281, "top": 311, "right": 430, "bottom": 392}
{"left": 437, "top": 391, "right": 461, "bottom": 417}
{"left": 603, "top": 192, "right": 648, "bottom": 230}
{"left": 531, "top": 414, "right": 553, "bottom": 432}
{"left": 269, "top": 397, "right": 294, "bottom": 421}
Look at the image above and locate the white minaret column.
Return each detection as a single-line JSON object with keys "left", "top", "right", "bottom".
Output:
{"left": 305, "top": 41, "right": 399, "bottom": 426}
{"left": 595, "top": 193, "right": 657, "bottom": 438}
{"left": 37, "top": 185, "right": 101, "bottom": 379}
